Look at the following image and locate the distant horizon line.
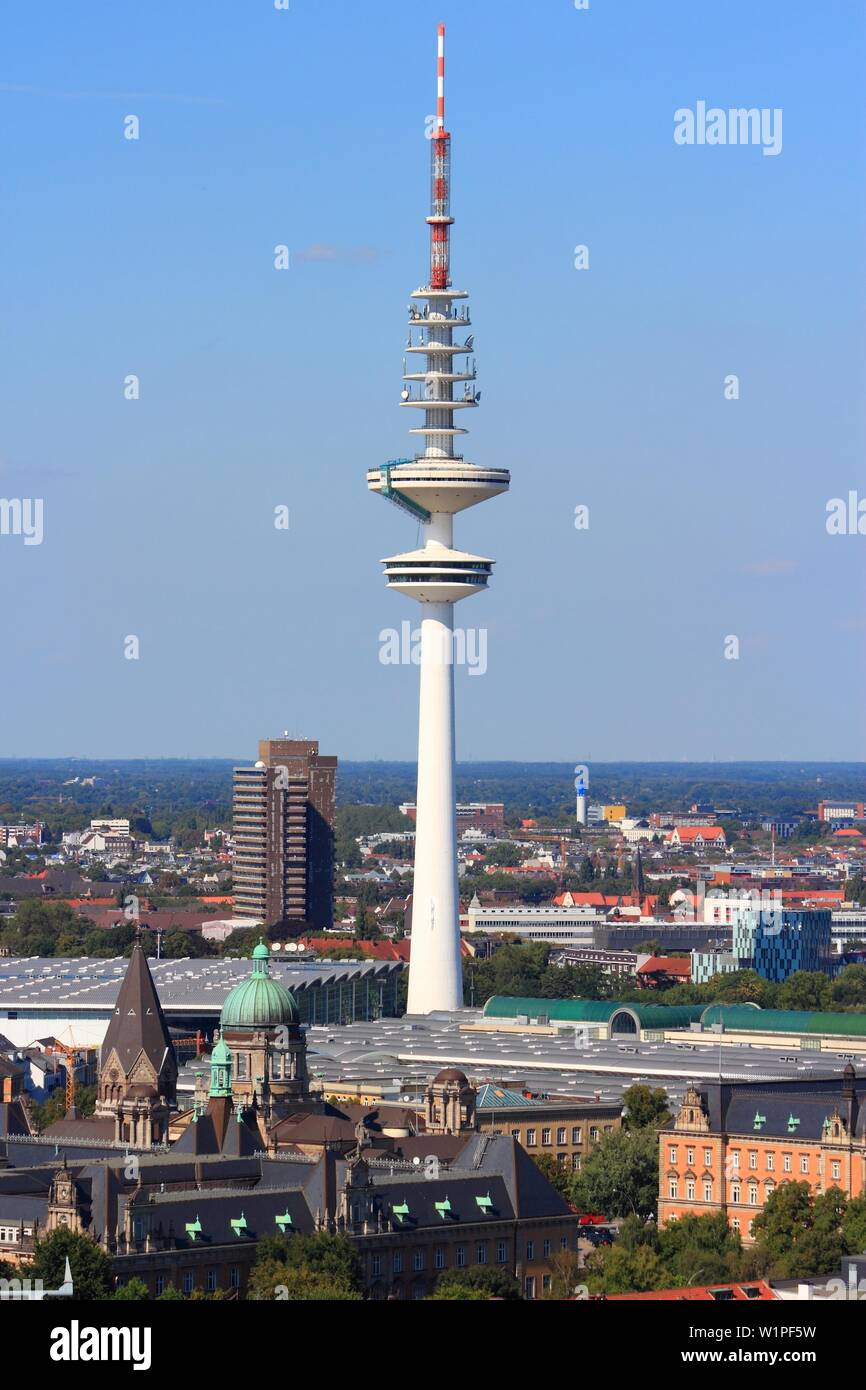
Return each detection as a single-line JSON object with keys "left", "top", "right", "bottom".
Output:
{"left": 0, "top": 756, "right": 864, "bottom": 769}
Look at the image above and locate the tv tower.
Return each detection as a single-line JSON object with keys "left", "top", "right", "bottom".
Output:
{"left": 368, "top": 25, "right": 510, "bottom": 1013}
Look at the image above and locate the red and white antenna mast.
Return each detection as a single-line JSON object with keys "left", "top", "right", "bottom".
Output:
{"left": 428, "top": 23, "right": 453, "bottom": 290}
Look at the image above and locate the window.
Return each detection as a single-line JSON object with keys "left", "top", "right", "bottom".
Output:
{"left": 732, "top": 1218, "right": 740, "bottom": 1232}
{"left": 526, "top": 1128, "right": 537, "bottom": 1147}
{"left": 155, "top": 1276, "right": 165, "bottom": 1296}
{"left": 686, "top": 1180, "right": 696, "bottom": 1201}
{"left": 704, "top": 1148, "right": 713, "bottom": 1167}
{"left": 477, "top": 1243, "right": 488, "bottom": 1265}
{"left": 783, "top": 1154, "right": 792, "bottom": 1173}
{"left": 731, "top": 1151, "right": 740, "bottom": 1170}
{"left": 542, "top": 1274, "right": 552, "bottom": 1293}
{"left": 748, "top": 1183, "right": 758, "bottom": 1206}
{"left": 557, "top": 1152, "right": 568, "bottom": 1167}
{"left": 731, "top": 1184, "right": 741, "bottom": 1204}
{"left": 832, "top": 1161, "right": 841, "bottom": 1181}
{"left": 571, "top": 1154, "right": 581, "bottom": 1171}
{"left": 669, "top": 1147, "right": 678, "bottom": 1165}
{"left": 668, "top": 1180, "right": 678, "bottom": 1200}
{"left": 541, "top": 1128, "right": 552, "bottom": 1146}
{"left": 456, "top": 1246, "right": 466, "bottom": 1268}
{"left": 525, "top": 1276, "right": 536, "bottom": 1299}
{"left": 525, "top": 1240, "right": 535, "bottom": 1261}
{"left": 393, "top": 1252, "right": 403, "bottom": 1275}
{"left": 767, "top": 1153, "right": 775, "bottom": 1171}
{"left": 589, "top": 1126, "right": 599, "bottom": 1142}
{"left": 497, "top": 1241, "right": 508, "bottom": 1264}
{"left": 182, "top": 1271, "right": 194, "bottom": 1295}
{"left": 560, "top": 1236, "right": 569, "bottom": 1251}
{"left": 371, "top": 1255, "right": 381, "bottom": 1277}
{"left": 800, "top": 1155, "right": 809, "bottom": 1173}
{"left": 413, "top": 1250, "right": 425, "bottom": 1272}
{"left": 572, "top": 1127, "right": 582, "bottom": 1144}
{"left": 434, "top": 1248, "right": 445, "bottom": 1270}
{"left": 543, "top": 1239, "right": 551, "bottom": 1258}
{"left": 229, "top": 1267, "right": 240, "bottom": 1290}
{"left": 236, "top": 1054, "right": 248, "bottom": 1079}
{"left": 557, "top": 1127, "right": 566, "bottom": 1145}
{"left": 206, "top": 1269, "right": 217, "bottom": 1293}
{"left": 704, "top": 1181, "right": 713, "bottom": 1202}
{"left": 749, "top": 1151, "right": 758, "bottom": 1170}
{"left": 686, "top": 1148, "right": 695, "bottom": 1166}
{"left": 511, "top": 1129, "right": 520, "bottom": 1141}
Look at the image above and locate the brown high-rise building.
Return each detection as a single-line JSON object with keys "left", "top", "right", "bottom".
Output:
{"left": 233, "top": 738, "right": 337, "bottom": 932}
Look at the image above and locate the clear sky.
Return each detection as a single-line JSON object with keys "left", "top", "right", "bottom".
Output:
{"left": 1, "top": 0, "right": 864, "bottom": 761}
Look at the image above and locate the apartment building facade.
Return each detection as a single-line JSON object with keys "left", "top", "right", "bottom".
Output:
{"left": 233, "top": 738, "right": 337, "bottom": 932}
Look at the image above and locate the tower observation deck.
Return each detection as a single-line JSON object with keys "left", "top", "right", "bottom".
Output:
{"left": 368, "top": 25, "right": 510, "bottom": 1014}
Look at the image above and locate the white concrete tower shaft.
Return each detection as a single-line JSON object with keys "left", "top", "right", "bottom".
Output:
{"left": 368, "top": 25, "right": 510, "bottom": 1013}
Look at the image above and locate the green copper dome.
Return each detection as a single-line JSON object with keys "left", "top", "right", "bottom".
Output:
{"left": 220, "top": 941, "right": 299, "bottom": 1030}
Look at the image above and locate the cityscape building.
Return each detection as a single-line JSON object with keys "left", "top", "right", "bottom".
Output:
{"left": 233, "top": 737, "right": 336, "bottom": 932}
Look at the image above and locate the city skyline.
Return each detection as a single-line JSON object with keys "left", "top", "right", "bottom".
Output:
{"left": 1, "top": 0, "right": 864, "bottom": 763}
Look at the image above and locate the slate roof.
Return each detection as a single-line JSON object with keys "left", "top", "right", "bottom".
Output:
{"left": 99, "top": 943, "right": 177, "bottom": 1085}
{"left": 725, "top": 1088, "right": 865, "bottom": 1142}
{"left": 173, "top": 1098, "right": 261, "bottom": 1158}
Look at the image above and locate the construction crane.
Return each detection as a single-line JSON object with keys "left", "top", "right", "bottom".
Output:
{"left": 48, "top": 1042, "right": 82, "bottom": 1113}
{"left": 170, "top": 1031, "right": 204, "bottom": 1059}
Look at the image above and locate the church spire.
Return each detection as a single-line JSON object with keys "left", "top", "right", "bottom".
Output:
{"left": 100, "top": 942, "right": 177, "bottom": 1086}
{"left": 632, "top": 847, "right": 646, "bottom": 901}
{"left": 96, "top": 942, "right": 178, "bottom": 1142}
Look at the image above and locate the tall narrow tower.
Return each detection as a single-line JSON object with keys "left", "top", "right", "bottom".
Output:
{"left": 368, "top": 26, "right": 510, "bottom": 1013}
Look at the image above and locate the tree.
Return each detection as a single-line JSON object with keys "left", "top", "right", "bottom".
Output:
{"left": 531, "top": 1153, "right": 575, "bottom": 1203}
{"left": 832, "top": 964, "right": 866, "bottom": 1010}
{"left": 622, "top": 1084, "right": 670, "bottom": 1131}
{"left": 658, "top": 1212, "right": 744, "bottom": 1286}
{"left": 29, "top": 1228, "right": 113, "bottom": 1301}
{"left": 842, "top": 1194, "right": 866, "bottom": 1253}
{"left": 572, "top": 1127, "right": 659, "bottom": 1220}
{"left": 777, "top": 971, "right": 832, "bottom": 1012}
{"left": 544, "top": 1248, "right": 585, "bottom": 1299}
{"left": 112, "top": 1278, "right": 150, "bottom": 1300}
{"left": 428, "top": 1283, "right": 490, "bottom": 1300}
{"left": 584, "top": 1239, "right": 668, "bottom": 1294}
{"left": 704, "top": 969, "right": 774, "bottom": 1006}
{"left": 247, "top": 1232, "right": 363, "bottom": 1301}
{"left": 433, "top": 1264, "right": 520, "bottom": 1300}
{"left": 751, "top": 1181, "right": 847, "bottom": 1279}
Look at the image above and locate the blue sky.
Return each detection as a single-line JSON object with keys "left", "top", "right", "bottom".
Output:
{"left": 1, "top": 0, "right": 864, "bottom": 761}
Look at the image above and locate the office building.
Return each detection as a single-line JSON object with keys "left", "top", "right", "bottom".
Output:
{"left": 233, "top": 737, "right": 336, "bottom": 932}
